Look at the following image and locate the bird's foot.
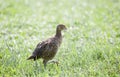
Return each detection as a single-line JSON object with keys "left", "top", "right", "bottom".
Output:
{"left": 48, "top": 60, "right": 59, "bottom": 66}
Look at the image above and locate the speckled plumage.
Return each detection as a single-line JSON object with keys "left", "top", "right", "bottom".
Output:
{"left": 27, "top": 24, "right": 66, "bottom": 68}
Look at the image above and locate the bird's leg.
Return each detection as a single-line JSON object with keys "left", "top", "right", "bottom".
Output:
{"left": 35, "top": 61, "right": 38, "bottom": 67}
{"left": 33, "top": 61, "right": 38, "bottom": 70}
{"left": 48, "top": 60, "right": 59, "bottom": 66}
{"left": 43, "top": 60, "right": 48, "bottom": 69}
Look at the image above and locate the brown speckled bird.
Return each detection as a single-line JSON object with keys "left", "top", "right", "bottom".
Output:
{"left": 27, "top": 24, "right": 66, "bottom": 68}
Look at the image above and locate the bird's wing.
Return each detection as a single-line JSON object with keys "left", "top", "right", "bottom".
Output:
{"left": 32, "top": 41, "right": 48, "bottom": 57}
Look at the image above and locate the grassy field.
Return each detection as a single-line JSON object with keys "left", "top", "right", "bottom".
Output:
{"left": 0, "top": 0, "right": 120, "bottom": 77}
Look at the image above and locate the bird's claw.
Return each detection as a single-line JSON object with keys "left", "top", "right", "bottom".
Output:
{"left": 52, "top": 61, "right": 59, "bottom": 66}
{"left": 48, "top": 60, "right": 59, "bottom": 66}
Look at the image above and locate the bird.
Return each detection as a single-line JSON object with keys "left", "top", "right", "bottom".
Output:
{"left": 27, "top": 24, "right": 67, "bottom": 68}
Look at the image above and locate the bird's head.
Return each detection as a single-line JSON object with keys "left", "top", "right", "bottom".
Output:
{"left": 57, "top": 24, "right": 67, "bottom": 31}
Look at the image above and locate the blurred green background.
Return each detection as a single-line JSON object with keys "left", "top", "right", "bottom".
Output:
{"left": 0, "top": 0, "right": 120, "bottom": 77}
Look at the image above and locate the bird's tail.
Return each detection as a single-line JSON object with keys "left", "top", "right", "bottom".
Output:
{"left": 27, "top": 55, "right": 35, "bottom": 60}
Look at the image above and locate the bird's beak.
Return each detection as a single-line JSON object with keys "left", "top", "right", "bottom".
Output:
{"left": 64, "top": 27, "right": 67, "bottom": 30}
{"left": 63, "top": 27, "right": 67, "bottom": 32}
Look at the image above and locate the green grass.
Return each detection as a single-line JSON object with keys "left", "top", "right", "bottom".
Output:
{"left": 0, "top": 0, "right": 120, "bottom": 77}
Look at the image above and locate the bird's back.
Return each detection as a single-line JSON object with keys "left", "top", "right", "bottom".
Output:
{"left": 27, "top": 36, "right": 62, "bottom": 61}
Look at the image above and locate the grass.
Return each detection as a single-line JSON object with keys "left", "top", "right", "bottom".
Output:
{"left": 0, "top": 0, "right": 120, "bottom": 77}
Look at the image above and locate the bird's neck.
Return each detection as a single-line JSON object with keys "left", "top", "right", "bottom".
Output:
{"left": 55, "top": 29, "right": 62, "bottom": 38}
